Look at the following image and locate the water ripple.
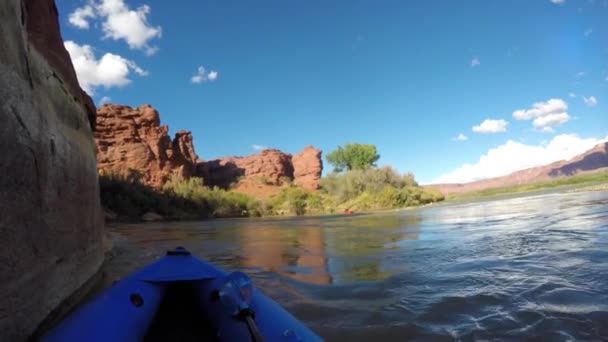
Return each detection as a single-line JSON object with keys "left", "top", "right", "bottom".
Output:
{"left": 107, "top": 189, "right": 608, "bottom": 341}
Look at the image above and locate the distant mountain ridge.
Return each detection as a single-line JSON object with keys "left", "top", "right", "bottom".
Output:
{"left": 430, "top": 142, "right": 608, "bottom": 195}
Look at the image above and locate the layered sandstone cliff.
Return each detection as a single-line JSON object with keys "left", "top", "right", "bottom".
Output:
{"left": 95, "top": 104, "right": 198, "bottom": 186}
{"left": 95, "top": 104, "right": 323, "bottom": 196}
{"left": 0, "top": 0, "right": 104, "bottom": 339}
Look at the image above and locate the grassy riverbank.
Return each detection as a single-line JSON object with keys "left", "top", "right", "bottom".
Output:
{"left": 446, "top": 171, "right": 608, "bottom": 200}
{"left": 100, "top": 166, "right": 444, "bottom": 221}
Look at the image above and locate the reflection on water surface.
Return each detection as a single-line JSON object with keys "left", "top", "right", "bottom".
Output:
{"left": 108, "top": 190, "right": 608, "bottom": 341}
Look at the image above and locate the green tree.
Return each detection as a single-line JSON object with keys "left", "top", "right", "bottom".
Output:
{"left": 326, "top": 143, "right": 380, "bottom": 172}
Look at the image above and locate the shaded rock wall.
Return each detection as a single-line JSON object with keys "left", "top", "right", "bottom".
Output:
{"left": 95, "top": 104, "right": 198, "bottom": 186}
{"left": 0, "top": 0, "right": 104, "bottom": 340}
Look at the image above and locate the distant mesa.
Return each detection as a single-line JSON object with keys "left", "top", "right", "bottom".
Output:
{"left": 429, "top": 142, "right": 608, "bottom": 195}
{"left": 94, "top": 104, "right": 323, "bottom": 196}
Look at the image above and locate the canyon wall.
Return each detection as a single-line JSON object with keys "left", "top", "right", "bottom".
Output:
{"left": 0, "top": 0, "right": 104, "bottom": 339}
{"left": 95, "top": 104, "right": 323, "bottom": 197}
{"left": 95, "top": 104, "right": 198, "bottom": 186}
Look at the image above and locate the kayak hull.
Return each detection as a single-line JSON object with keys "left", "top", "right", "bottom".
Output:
{"left": 41, "top": 248, "right": 322, "bottom": 342}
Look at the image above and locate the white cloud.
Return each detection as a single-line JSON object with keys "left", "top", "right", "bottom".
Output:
{"left": 252, "top": 145, "right": 268, "bottom": 151}
{"left": 583, "top": 96, "right": 598, "bottom": 106}
{"left": 532, "top": 112, "right": 569, "bottom": 128}
{"left": 541, "top": 126, "right": 555, "bottom": 133}
{"left": 575, "top": 71, "right": 585, "bottom": 78}
{"left": 584, "top": 28, "right": 593, "bottom": 37}
{"left": 550, "top": 0, "right": 565, "bottom": 3}
{"left": 98, "top": 0, "right": 161, "bottom": 55}
{"left": 68, "top": 0, "right": 162, "bottom": 54}
{"left": 512, "top": 98, "right": 570, "bottom": 129}
{"left": 569, "top": 92, "right": 576, "bottom": 98}
{"left": 191, "top": 66, "right": 218, "bottom": 84}
{"left": 471, "top": 57, "right": 480, "bottom": 67}
{"left": 98, "top": 96, "right": 111, "bottom": 105}
{"left": 472, "top": 119, "right": 508, "bottom": 133}
{"left": 452, "top": 133, "right": 468, "bottom": 141}
{"left": 64, "top": 40, "right": 147, "bottom": 95}
{"left": 68, "top": 5, "right": 95, "bottom": 29}
{"left": 431, "top": 134, "right": 608, "bottom": 184}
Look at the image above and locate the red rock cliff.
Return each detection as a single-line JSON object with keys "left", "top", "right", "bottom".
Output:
{"left": 95, "top": 104, "right": 198, "bottom": 186}
{"left": 197, "top": 146, "right": 323, "bottom": 197}
{"left": 197, "top": 149, "right": 294, "bottom": 188}
{"left": 94, "top": 104, "right": 323, "bottom": 195}
{"left": 293, "top": 145, "right": 323, "bottom": 191}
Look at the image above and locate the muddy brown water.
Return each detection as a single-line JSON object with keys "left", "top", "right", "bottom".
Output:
{"left": 104, "top": 190, "right": 608, "bottom": 341}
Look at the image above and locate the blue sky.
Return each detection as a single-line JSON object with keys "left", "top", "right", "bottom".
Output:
{"left": 57, "top": 0, "right": 607, "bottom": 184}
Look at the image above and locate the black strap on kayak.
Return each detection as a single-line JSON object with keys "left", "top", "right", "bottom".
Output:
{"left": 239, "top": 308, "right": 265, "bottom": 342}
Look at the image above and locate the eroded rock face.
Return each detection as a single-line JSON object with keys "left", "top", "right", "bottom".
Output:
{"left": 0, "top": 0, "right": 104, "bottom": 339}
{"left": 94, "top": 103, "right": 324, "bottom": 195}
{"left": 293, "top": 146, "right": 323, "bottom": 191}
{"left": 25, "top": 0, "right": 96, "bottom": 129}
{"left": 95, "top": 104, "right": 198, "bottom": 186}
{"left": 196, "top": 147, "right": 323, "bottom": 197}
{"left": 197, "top": 149, "right": 294, "bottom": 189}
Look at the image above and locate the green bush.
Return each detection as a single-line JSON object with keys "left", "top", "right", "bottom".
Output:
{"left": 99, "top": 172, "right": 263, "bottom": 220}
{"left": 266, "top": 187, "right": 335, "bottom": 216}
{"left": 319, "top": 166, "right": 443, "bottom": 210}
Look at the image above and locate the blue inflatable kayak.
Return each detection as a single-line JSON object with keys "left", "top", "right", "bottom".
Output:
{"left": 42, "top": 247, "right": 322, "bottom": 341}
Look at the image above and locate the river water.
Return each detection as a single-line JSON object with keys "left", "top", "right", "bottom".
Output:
{"left": 106, "top": 190, "right": 608, "bottom": 341}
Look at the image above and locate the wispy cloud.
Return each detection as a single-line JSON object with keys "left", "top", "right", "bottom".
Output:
{"left": 191, "top": 66, "right": 218, "bottom": 84}
{"left": 68, "top": 5, "right": 95, "bottom": 29}
{"left": 550, "top": 0, "right": 565, "bottom": 4}
{"left": 541, "top": 126, "right": 555, "bottom": 133}
{"left": 99, "top": 96, "right": 111, "bottom": 105}
{"left": 568, "top": 92, "right": 576, "bottom": 98}
{"left": 252, "top": 145, "right": 268, "bottom": 151}
{"left": 575, "top": 71, "right": 586, "bottom": 78}
{"left": 472, "top": 119, "right": 508, "bottom": 133}
{"left": 452, "top": 133, "right": 468, "bottom": 141}
{"left": 513, "top": 98, "right": 570, "bottom": 130}
{"left": 471, "top": 57, "right": 480, "bottom": 67}
{"left": 583, "top": 96, "right": 598, "bottom": 106}
{"left": 584, "top": 28, "right": 593, "bottom": 37}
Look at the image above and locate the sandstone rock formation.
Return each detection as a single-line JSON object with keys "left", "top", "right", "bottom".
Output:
{"left": 197, "top": 149, "right": 294, "bottom": 188}
{"left": 197, "top": 146, "right": 323, "bottom": 197}
{"left": 293, "top": 145, "right": 323, "bottom": 191}
{"left": 94, "top": 103, "right": 323, "bottom": 196}
{"left": 431, "top": 142, "right": 608, "bottom": 195}
{"left": 95, "top": 104, "right": 198, "bottom": 186}
{"left": 0, "top": 0, "right": 104, "bottom": 339}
